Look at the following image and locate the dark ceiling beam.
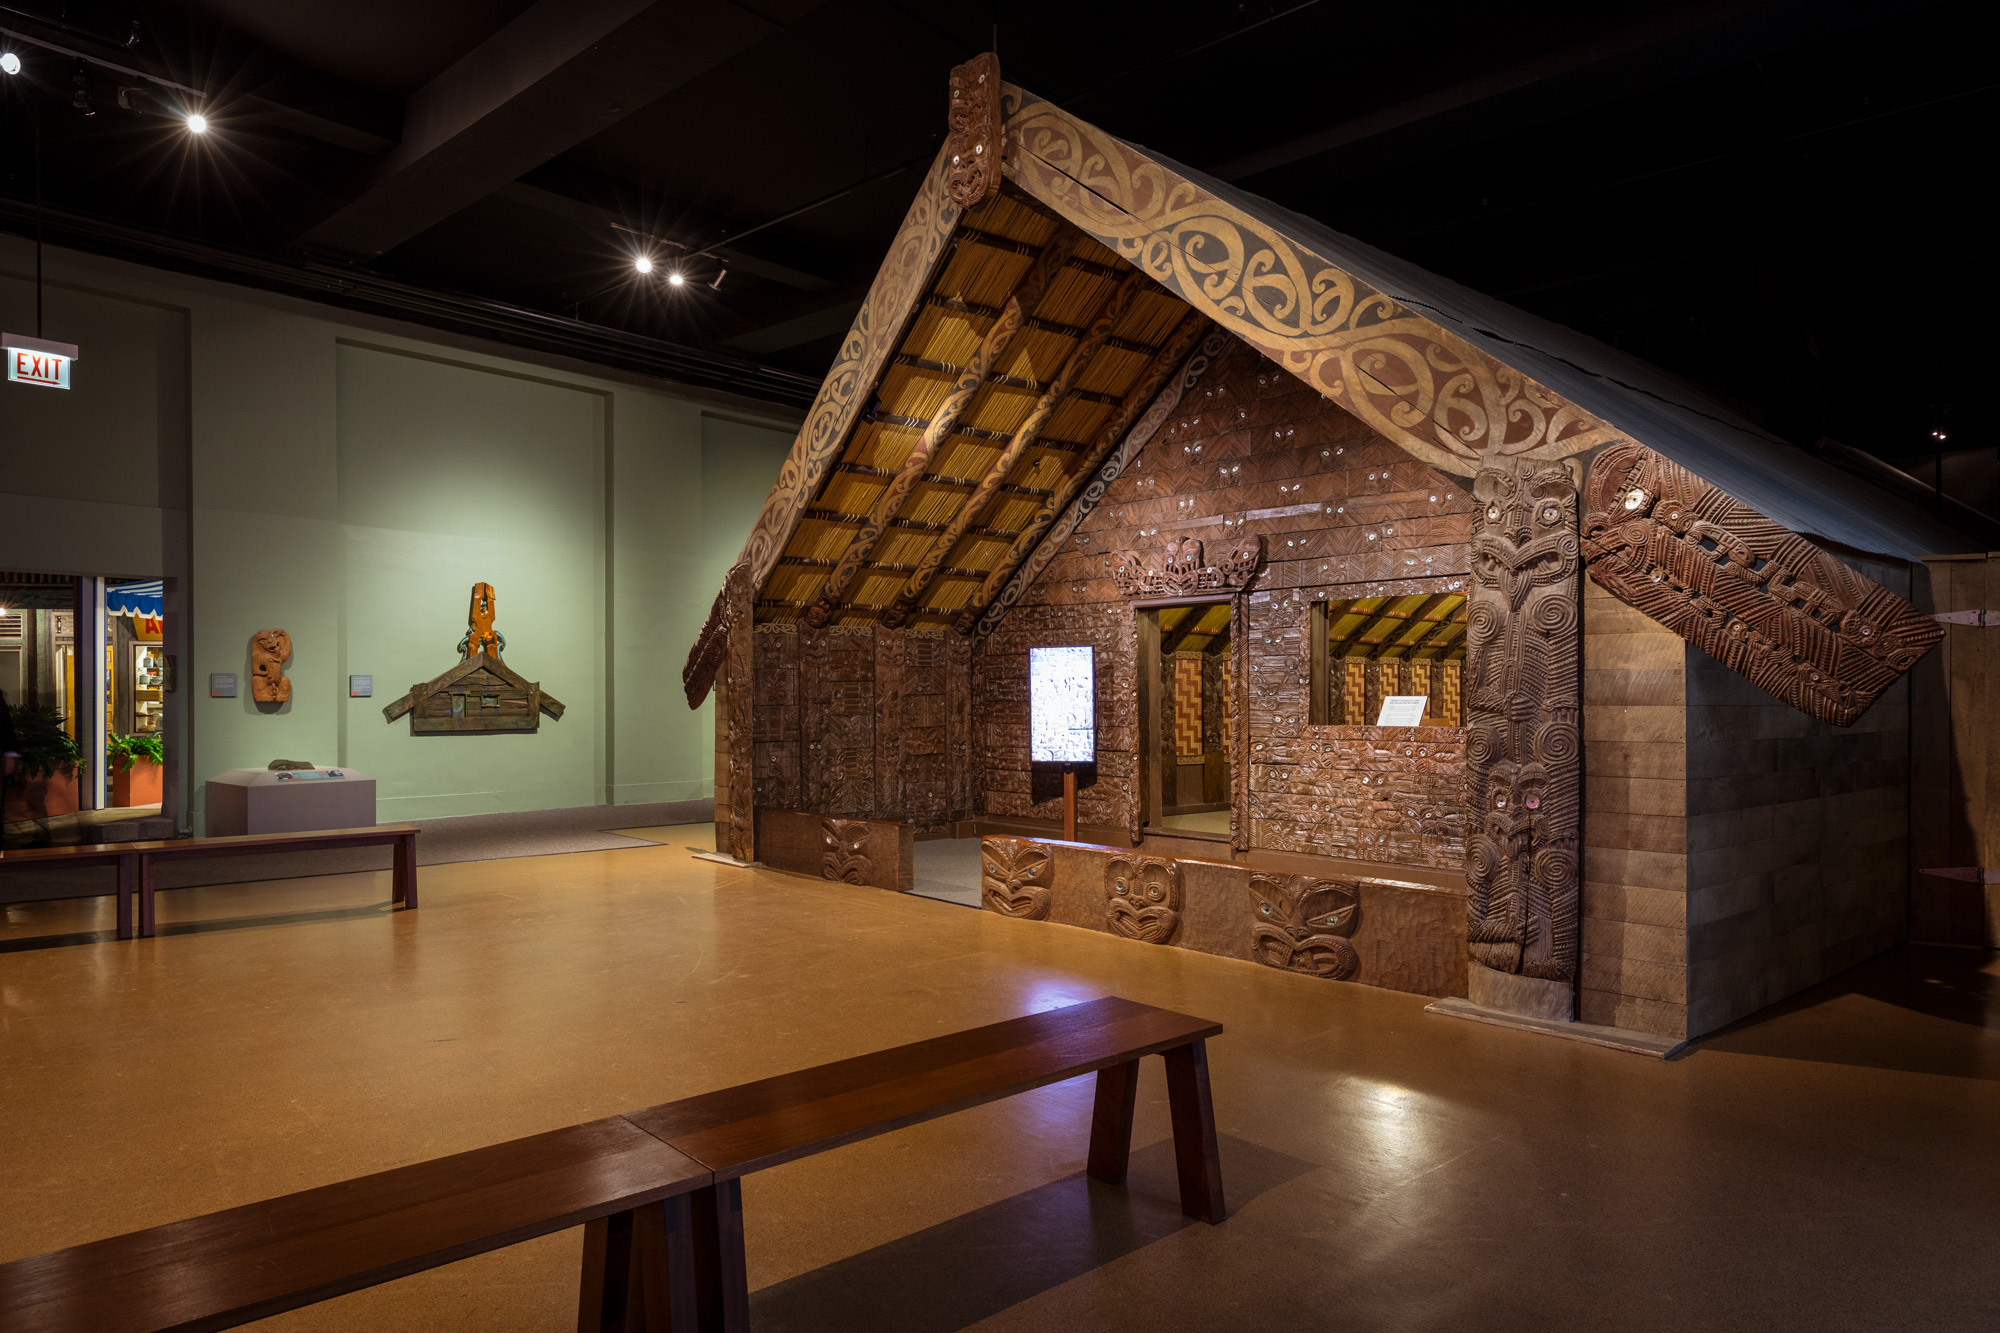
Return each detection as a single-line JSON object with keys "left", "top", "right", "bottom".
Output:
{"left": 302, "top": 0, "right": 825, "bottom": 258}
{"left": 1207, "top": 0, "right": 1941, "bottom": 182}
{"left": 723, "top": 296, "right": 866, "bottom": 354}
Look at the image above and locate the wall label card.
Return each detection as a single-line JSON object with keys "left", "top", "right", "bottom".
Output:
{"left": 1376, "top": 694, "right": 1429, "bottom": 727}
{"left": 210, "top": 672, "right": 237, "bottom": 698}
{"left": 1029, "top": 644, "right": 1095, "bottom": 764}
{"left": 349, "top": 675, "right": 373, "bottom": 697}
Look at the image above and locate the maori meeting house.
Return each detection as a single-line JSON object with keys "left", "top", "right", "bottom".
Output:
{"left": 686, "top": 54, "right": 1994, "bottom": 1051}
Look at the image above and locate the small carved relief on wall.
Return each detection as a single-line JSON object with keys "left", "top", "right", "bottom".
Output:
{"left": 1581, "top": 442, "right": 1942, "bottom": 726}
{"left": 980, "top": 837, "right": 1052, "bottom": 919}
{"left": 1247, "top": 873, "right": 1359, "bottom": 980}
{"left": 821, "top": 818, "right": 873, "bottom": 884}
{"left": 1105, "top": 855, "right": 1182, "bottom": 943}
{"left": 1111, "top": 535, "right": 1262, "bottom": 597}
{"left": 249, "top": 628, "right": 292, "bottom": 704}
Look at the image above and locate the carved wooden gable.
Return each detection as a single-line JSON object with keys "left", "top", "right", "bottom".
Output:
{"left": 384, "top": 654, "right": 564, "bottom": 735}
{"left": 1582, "top": 443, "right": 1942, "bottom": 726}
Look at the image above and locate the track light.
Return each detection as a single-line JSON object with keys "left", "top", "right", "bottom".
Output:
{"left": 186, "top": 113, "right": 208, "bottom": 134}
{"left": 667, "top": 271, "right": 685, "bottom": 287}
{"left": 633, "top": 255, "right": 653, "bottom": 274}
{"left": 0, "top": 52, "right": 20, "bottom": 76}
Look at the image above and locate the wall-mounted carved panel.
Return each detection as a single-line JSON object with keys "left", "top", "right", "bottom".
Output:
{"left": 1111, "top": 535, "right": 1262, "bottom": 598}
{"left": 821, "top": 818, "right": 873, "bottom": 884}
{"left": 1248, "top": 873, "right": 1359, "bottom": 979}
{"left": 249, "top": 628, "right": 292, "bottom": 704}
{"left": 1464, "top": 455, "right": 1581, "bottom": 984}
{"left": 946, "top": 53, "right": 1003, "bottom": 211}
{"left": 1105, "top": 854, "right": 1182, "bottom": 943}
{"left": 1582, "top": 442, "right": 1943, "bottom": 726}
{"left": 981, "top": 836, "right": 1052, "bottom": 919}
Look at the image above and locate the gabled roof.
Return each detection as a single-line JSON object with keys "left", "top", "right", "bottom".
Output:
{"left": 683, "top": 67, "right": 1981, "bottom": 707}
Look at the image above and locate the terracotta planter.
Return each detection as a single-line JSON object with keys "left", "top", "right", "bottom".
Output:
{"left": 112, "top": 759, "right": 164, "bottom": 809}
{"left": 3, "top": 769, "right": 81, "bottom": 824}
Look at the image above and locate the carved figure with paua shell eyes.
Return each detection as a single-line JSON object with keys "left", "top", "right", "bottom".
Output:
{"left": 1247, "top": 873, "right": 1359, "bottom": 980}
{"left": 981, "top": 837, "right": 1052, "bottom": 920}
{"left": 1105, "top": 856, "right": 1181, "bottom": 944}
{"left": 820, "top": 818, "right": 872, "bottom": 885}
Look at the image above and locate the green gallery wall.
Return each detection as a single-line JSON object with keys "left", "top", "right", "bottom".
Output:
{"left": 0, "top": 236, "right": 798, "bottom": 831}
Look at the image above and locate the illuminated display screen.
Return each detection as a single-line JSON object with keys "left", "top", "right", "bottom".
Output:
{"left": 1029, "top": 645, "right": 1095, "bottom": 764}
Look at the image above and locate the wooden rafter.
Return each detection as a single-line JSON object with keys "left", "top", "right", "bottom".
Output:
{"left": 1375, "top": 594, "right": 1456, "bottom": 658}
{"left": 881, "top": 269, "right": 1144, "bottom": 626}
{"left": 1330, "top": 596, "right": 1432, "bottom": 661}
{"left": 1326, "top": 598, "right": 1390, "bottom": 660}
{"left": 1402, "top": 597, "right": 1468, "bottom": 657}
{"left": 802, "top": 226, "right": 1085, "bottom": 628}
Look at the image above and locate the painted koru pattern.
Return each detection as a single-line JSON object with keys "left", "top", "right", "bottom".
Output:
{"left": 980, "top": 837, "right": 1053, "bottom": 919}
{"left": 1464, "top": 453, "right": 1581, "bottom": 982}
{"left": 1247, "top": 873, "right": 1360, "bottom": 980}
{"left": 1581, "top": 442, "right": 1942, "bottom": 726}
{"left": 1105, "top": 855, "right": 1182, "bottom": 944}
{"left": 820, "top": 818, "right": 873, "bottom": 885}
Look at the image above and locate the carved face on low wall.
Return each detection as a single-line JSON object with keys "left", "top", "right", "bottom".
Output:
{"left": 820, "top": 818, "right": 872, "bottom": 885}
{"left": 1248, "top": 873, "right": 1359, "bottom": 979}
{"left": 981, "top": 838, "right": 1052, "bottom": 919}
{"left": 1106, "top": 855, "right": 1181, "bottom": 944}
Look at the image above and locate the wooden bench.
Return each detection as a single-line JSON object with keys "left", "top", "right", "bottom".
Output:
{"left": 0, "top": 824, "right": 419, "bottom": 939}
{"left": 0, "top": 997, "right": 1221, "bottom": 1331}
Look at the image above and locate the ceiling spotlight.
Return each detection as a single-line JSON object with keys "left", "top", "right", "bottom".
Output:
{"left": 186, "top": 113, "right": 208, "bottom": 134}
{"left": 667, "top": 271, "right": 685, "bottom": 287}
{"left": 633, "top": 255, "right": 653, "bottom": 274}
{"left": 0, "top": 52, "right": 21, "bottom": 76}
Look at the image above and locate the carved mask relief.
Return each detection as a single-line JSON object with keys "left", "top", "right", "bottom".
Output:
{"left": 1464, "top": 454, "right": 1582, "bottom": 982}
{"left": 821, "top": 818, "right": 873, "bottom": 885}
{"left": 1248, "top": 874, "right": 1359, "bottom": 980}
{"left": 1105, "top": 855, "right": 1182, "bottom": 943}
{"left": 981, "top": 837, "right": 1053, "bottom": 919}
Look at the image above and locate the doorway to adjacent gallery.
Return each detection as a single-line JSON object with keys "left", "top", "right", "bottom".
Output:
{"left": 1138, "top": 599, "right": 1234, "bottom": 841}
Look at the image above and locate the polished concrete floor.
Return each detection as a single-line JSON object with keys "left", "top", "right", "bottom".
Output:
{"left": 2, "top": 827, "right": 1997, "bottom": 1331}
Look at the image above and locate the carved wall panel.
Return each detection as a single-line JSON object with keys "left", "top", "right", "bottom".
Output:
{"left": 821, "top": 818, "right": 873, "bottom": 884}
{"left": 1248, "top": 873, "right": 1360, "bottom": 980}
{"left": 1463, "top": 453, "right": 1582, "bottom": 983}
{"left": 980, "top": 836, "right": 1052, "bottom": 919}
{"left": 1105, "top": 854, "right": 1182, "bottom": 943}
{"left": 945, "top": 53, "right": 1002, "bottom": 209}
{"left": 1582, "top": 442, "right": 1942, "bottom": 726}
{"left": 757, "top": 808, "right": 914, "bottom": 892}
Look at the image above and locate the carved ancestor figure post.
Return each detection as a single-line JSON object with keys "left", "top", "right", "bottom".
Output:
{"left": 1463, "top": 452, "right": 1582, "bottom": 1020}
{"left": 249, "top": 629, "right": 292, "bottom": 704}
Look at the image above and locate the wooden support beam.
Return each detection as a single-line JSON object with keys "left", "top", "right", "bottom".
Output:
{"left": 950, "top": 312, "right": 1208, "bottom": 632}
{"left": 1403, "top": 595, "right": 1468, "bottom": 656}
{"left": 1327, "top": 598, "right": 1396, "bottom": 661}
{"left": 882, "top": 270, "right": 1145, "bottom": 626}
{"left": 1374, "top": 593, "right": 1456, "bottom": 658}
{"left": 895, "top": 353, "right": 1125, "bottom": 407}
{"left": 802, "top": 228, "right": 1084, "bottom": 627}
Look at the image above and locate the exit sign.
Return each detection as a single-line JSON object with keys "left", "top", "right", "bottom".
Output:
{"left": 4, "top": 334, "right": 79, "bottom": 390}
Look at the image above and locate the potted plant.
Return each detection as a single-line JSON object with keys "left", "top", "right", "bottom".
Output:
{"left": 108, "top": 732, "right": 166, "bottom": 808}
{"left": 2, "top": 705, "right": 83, "bottom": 824}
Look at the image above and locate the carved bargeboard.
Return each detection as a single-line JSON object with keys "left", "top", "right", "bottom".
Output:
{"left": 946, "top": 53, "right": 1002, "bottom": 209}
{"left": 1464, "top": 455, "right": 1581, "bottom": 982}
{"left": 1111, "top": 535, "right": 1262, "bottom": 598}
{"left": 980, "top": 837, "right": 1052, "bottom": 919}
{"left": 1105, "top": 855, "right": 1181, "bottom": 943}
{"left": 821, "top": 818, "right": 873, "bottom": 884}
{"left": 1582, "top": 443, "right": 1942, "bottom": 726}
{"left": 1248, "top": 873, "right": 1360, "bottom": 980}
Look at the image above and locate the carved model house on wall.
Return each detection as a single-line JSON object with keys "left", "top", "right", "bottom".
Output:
{"left": 683, "top": 54, "right": 1987, "bottom": 1051}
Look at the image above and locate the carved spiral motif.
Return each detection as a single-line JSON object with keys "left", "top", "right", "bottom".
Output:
{"left": 1466, "top": 600, "right": 1503, "bottom": 648}
{"left": 1464, "top": 722, "right": 1503, "bottom": 768}
{"left": 1530, "top": 589, "right": 1580, "bottom": 638}
{"left": 1530, "top": 720, "right": 1580, "bottom": 767}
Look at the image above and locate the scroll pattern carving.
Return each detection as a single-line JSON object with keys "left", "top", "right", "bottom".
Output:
{"left": 980, "top": 837, "right": 1052, "bottom": 919}
{"left": 821, "top": 818, "right": 873, "bottom": 884}
{"left": 1247, "top": 873, "right": 1360, "bottom": 980}
{"left": 999, "top": 87, "right": 1628, "bottom": 475}
{"left": 682, "top": 147, "right": 961, "bottom": 706}
{"left": 1464, "top": 454, "right": 1581, "bottom": 982}
{"left": 1111, "top": 535, "right": 1262, "bottom": 597}
{"left": 1582, "top": 443, "right": 1942, "bottom": 726}
{"left": 946, "top": 53, "right": 1002, "bottom": 209}
{"left": 1105, "top": 855, "right": 1182, "bottom": 943}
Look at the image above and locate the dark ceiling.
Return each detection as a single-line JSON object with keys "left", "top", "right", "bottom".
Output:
{"left": 0, "top": 0, "right": 1991, "bottom": 494}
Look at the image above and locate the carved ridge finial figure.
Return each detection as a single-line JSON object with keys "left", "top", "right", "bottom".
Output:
{"left": 458, "top": 582, "right": 505, "bottom": 661}
{"left": 1464, "top": 454, "right": 1582, "bottom": 983}
{"left": 946, "top": 53, "right": 1002, "bottom": 210}
{"left": 249, "top": 628, "right": 292, "bottom": 704}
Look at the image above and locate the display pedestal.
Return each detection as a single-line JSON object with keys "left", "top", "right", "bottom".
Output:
{"left": 205, "top": 768, "right": 376, "bottom": 836}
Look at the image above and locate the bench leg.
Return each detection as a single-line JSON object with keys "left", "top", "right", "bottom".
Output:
{"left": 1163, "top": 1040, "right": 1226, "bottom": 1224}
{"left": 392, "top": 834, "right": 418, "bottom": 909}
{"left": 139, "top": 856, "right": 157, "bottom": 939}
{"left": 631, "top": 1194, "right": 700, "bottom": 1332}
{"left": 1087, "top": 1059, "right": 1140, "bottom": 1185}
{"left": 690, "top": 1179, "right": 749, "bottom": 1333}
{"left": 577, "top": 1211, "right": 634, "bottom": 1332}
{"left": 116, "top": 853, "right": 135, "bottom": 940}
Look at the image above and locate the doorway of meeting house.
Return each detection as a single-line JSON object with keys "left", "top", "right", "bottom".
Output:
{"left": 1, "top": 571, "right": 178, "bottom": 848}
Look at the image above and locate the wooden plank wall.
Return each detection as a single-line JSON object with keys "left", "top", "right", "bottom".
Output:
{"left": 1913, "top": 554, "right": 2000, "bottom": 946}
{"left": 752, "top": 622, "right": 971, "bottom": 830}
{"left": 983, "top": 341, "right": 1473, "bottom": 868}
{"left": 1580, "top": 577, "right": 1690, "bottom": 1039}
{"left": 1680, "top": 552, "right": 1913, "bottom": 1036}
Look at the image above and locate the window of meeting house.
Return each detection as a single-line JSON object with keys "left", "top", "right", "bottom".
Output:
{"left": 1307, "top": 593, "right": 1467, "bottom": 727}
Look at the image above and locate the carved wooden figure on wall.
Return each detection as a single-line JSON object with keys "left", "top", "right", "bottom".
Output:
{"left": 1581, "top": 442, "right": 1942, "bottom": 726}
{"left": 1105, "top": 855, "right": 1182, "bottom": 944}
{"left": 981, "top": 837, "right": 1053, "bottom": 919}
{"left": 1111, "top": 535, "right": 1262, "bottom": 598}
{"left": 382, "top": 582, "right": 565, "bottom": 734}
{"left": 821, "top": 819, "right": 874, "bottom": 884}
{"left": 249, "top": 629, "right": 292, "bottom": 704}
{"left": 1247, "top": 874, "right": 1360, "bottom": 980}
{"left": 1463, "top": 453, "right": 1582, "bottom": 989}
